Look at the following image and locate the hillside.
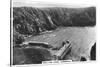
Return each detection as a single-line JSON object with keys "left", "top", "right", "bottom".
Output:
{"left": 13, "top": 7, "right": 96, "bottom": 45}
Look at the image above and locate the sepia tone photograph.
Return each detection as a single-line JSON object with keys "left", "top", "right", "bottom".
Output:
{"left": 11, "top": 0, "right": 96, "bottom": 65}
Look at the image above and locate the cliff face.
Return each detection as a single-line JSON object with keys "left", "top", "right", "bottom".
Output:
{"left": 13, "top": 7, "right": 96, "bottom": 45}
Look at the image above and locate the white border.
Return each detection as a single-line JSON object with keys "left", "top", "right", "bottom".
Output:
{"left": 0, "top": 0, "right": 100, "bottom": 67}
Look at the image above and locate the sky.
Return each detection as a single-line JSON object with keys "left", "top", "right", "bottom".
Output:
{"left": 12, "top": 0, "right": 96, "bottom": 8}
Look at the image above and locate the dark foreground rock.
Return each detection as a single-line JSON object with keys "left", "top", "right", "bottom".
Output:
{"left": 13, "top": 46, "right": 52, "bottom": 65}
